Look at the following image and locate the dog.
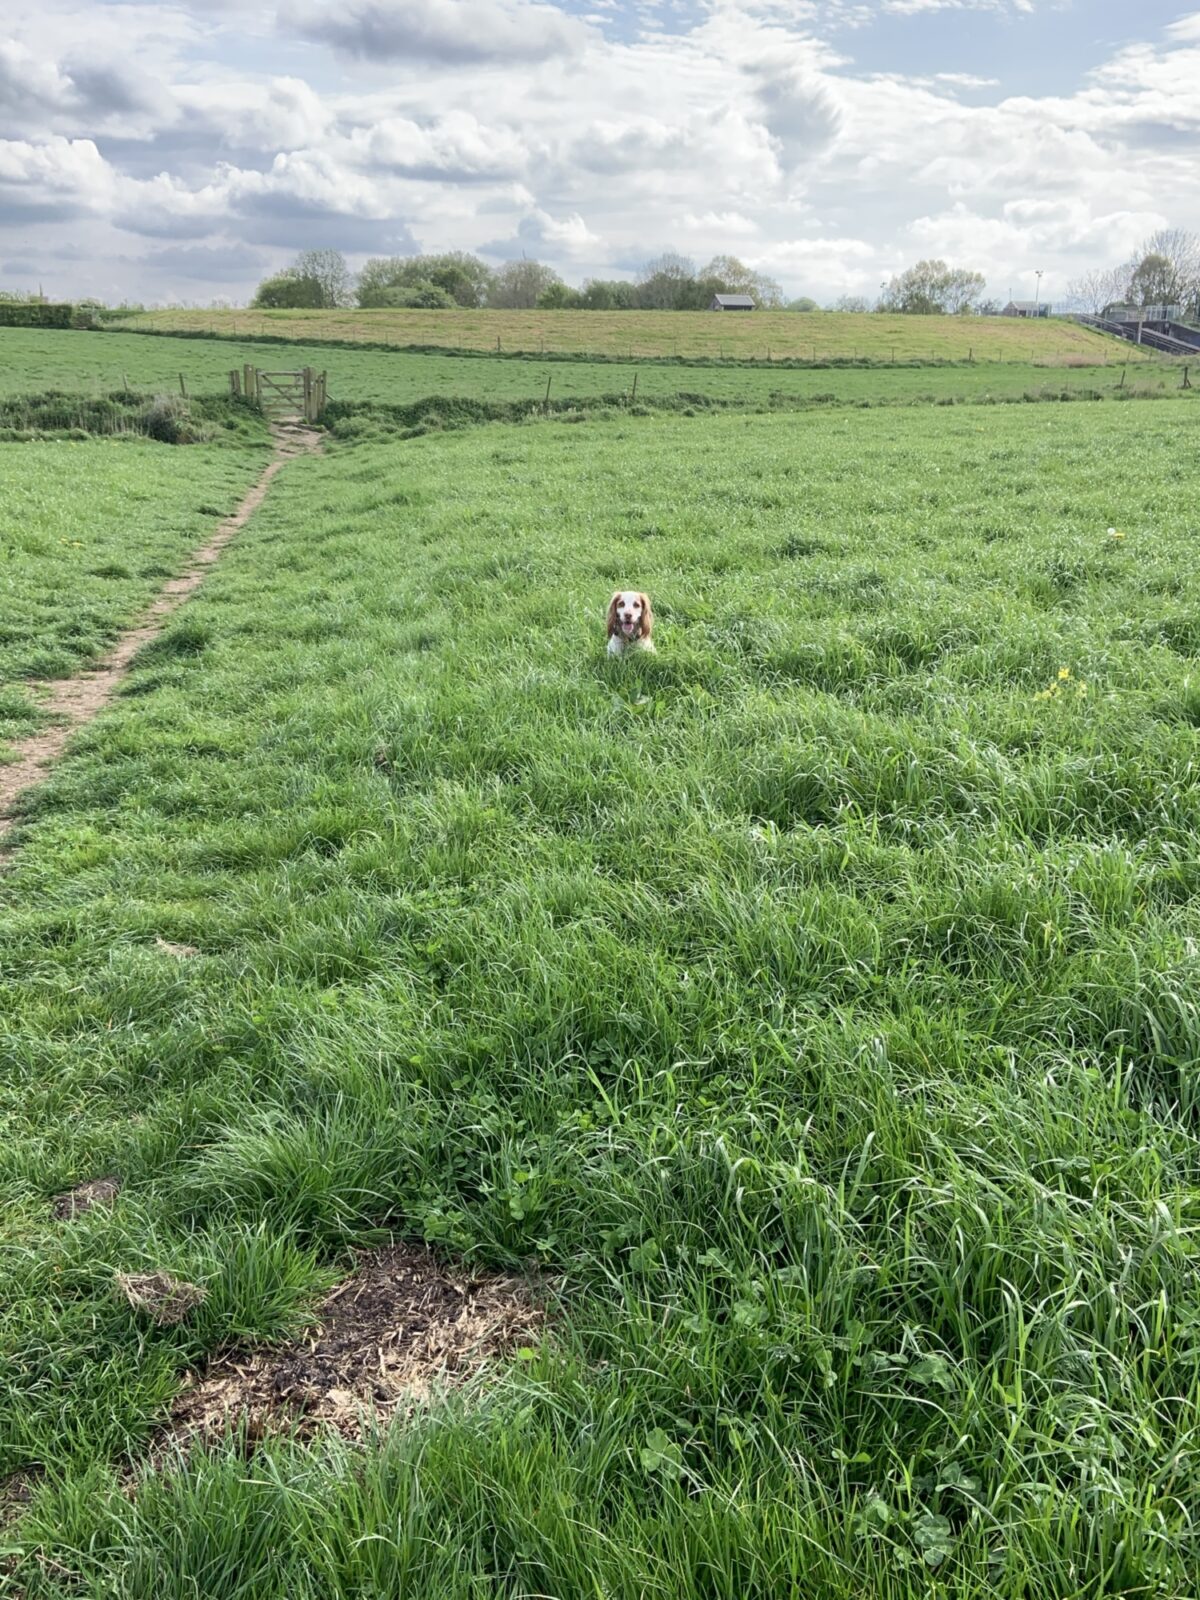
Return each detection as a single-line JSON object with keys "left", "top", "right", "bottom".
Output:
{"left": 606, "top": 590, "right": 655, "bottom": 655}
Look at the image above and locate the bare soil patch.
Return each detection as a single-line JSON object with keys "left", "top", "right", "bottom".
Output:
{"left": 0, "top": 1468, "right": 39, "bottom": 1528}
{"left": 163, "top": 1245, "right": 543, "bottom": 1448}
{"left": 0, "top": 423, "right": 321, "bottom": 847}
{"left": 51, "top": 1175, "right": 121, "bottom": 1219}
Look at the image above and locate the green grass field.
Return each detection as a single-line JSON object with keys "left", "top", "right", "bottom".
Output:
{"left": 110, "top": 306, "right": 1136, "bottom": 363}
{"left": 0, "top": 329, "right": 1183, "bottom": 423}
{"left": 2, "top": 400, "right": 1198, "bottom": 1597}
{"left": 0, "top": 436, "right": 267, "bottom": 744}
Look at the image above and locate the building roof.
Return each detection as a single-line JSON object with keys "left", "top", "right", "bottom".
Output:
{"left": 712, "top": 293, "right": 755, "bottom": 307}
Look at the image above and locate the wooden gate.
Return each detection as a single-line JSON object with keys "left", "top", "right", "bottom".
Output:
{"left": 230, "top": 365, "right": 327, "bottom": 423}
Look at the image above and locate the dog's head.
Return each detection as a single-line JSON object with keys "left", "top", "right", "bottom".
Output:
{"left": 607, "top": 590, "right": 653, "bottom": 642}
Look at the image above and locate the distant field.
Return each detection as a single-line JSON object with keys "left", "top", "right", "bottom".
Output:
{"left": 110, "top": 306, "right": 1141, "bottom": 363}
{"left": 0, "top": 329, "right": 1181, "bottom": 417}
{"left": 0, "top": 438, "right": 267, "bottom": 743}
{"left": 3, "top": 400, "right": 1200, "bottom": 1597}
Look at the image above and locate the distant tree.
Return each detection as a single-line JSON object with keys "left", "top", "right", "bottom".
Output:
{"left": 579, "top": 278, "right": 614, "bottom": 310}
{"left": 944, "top": 267, "right": 987, "bottom": 314}
{"left": 292, "top": 250, "right": 354, "bottom": 308}
{"left": 788, "top": 296, "right": 822, "bottom": 312}
{"left": 489, "top": 259, "right": 564, "bottom": 309}
{"left": 357, "top": 259, "right": 405, "bottom": 307}
{"left": 536, "top": 280, "right": 584, "bottom": 309}
{"left": 636, "top": 252, "right": 696, "bottom": 310}
{"left": 879, "top": 259, "right": 985, "bottom": 315}
{"left": 751, "top": 273, "right": 785, "bottom": 309}
{"left": 376, "top": 281, "right": 456, "bottom": 308}
{"left": 829, "top": 295, "right": 869, "bottom": 312}
{"left": 689, "top": 273, "right": 726, "bottom": 311}
{"left": 579, "top": 278, "right": 637, "bottom": 310}
{"left": 251, "top": 270, "right": 326, "bottom": 309}
{"left": 1126, "top": 252, "right": 1176, "bottom": 309}
{"left": 433, "top": 254, "right": 493, "bottom": 307}
{"left": 357, "top": 253, "right": 493, "bottom": 308}
{"left": 1128, "top": 228, "right": 1200, "bottom": 314}
{"left": 976, "top": 298, "right": 1002, "bottom": 316}
{"left": 1064, "top": 264, "right": 1130, "bottom": 316}
{"left": 700, "top": 255, "right": 784, "bottom": 308}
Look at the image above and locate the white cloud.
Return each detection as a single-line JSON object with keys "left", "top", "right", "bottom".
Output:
{"left": 676, "top": 211, "right": 761, "bottom": 236}
{"left": 535, "top": 210, "right": 600, "bottom": 250}
{"left": 0, "top": 136, "right": 115, "bottom": 215}
{"left": 349, "top": 112, "right": 529, "bottom": 180}
{"left": 1164, "top": 13, "right": 1200, "bottom": 41}
{"left": 3, "top": 0, "right": 1199, "bottom": 305}
{"left": 175, "top": 77, "right": 334, "bottom": 154}
{"left": 934, "top": 72, "right": 999, "bottom": 88}
{"left": 287, "top": 0, "right": 590, "bottom": 63}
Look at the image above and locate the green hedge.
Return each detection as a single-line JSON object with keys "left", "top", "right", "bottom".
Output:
{"left": 0, "top": 303, "right": 74, "bottom": 328}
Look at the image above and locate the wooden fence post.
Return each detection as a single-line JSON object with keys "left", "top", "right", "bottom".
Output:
{"left": 302, "top": 366, "right": 313, "bottom": 421}
{"left": 229, "top": 369, "right": 241, "bottom": 396}
{"left": 179, "top": 373, "right": 188, "bottom": 398}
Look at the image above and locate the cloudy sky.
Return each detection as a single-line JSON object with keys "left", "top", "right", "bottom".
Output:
{"left": 1, "top": 0, "right": 1197, "bottom": 306}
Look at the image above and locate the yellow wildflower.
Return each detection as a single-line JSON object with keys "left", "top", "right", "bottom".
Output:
{"left": 1058, "top": 666, "right": 1071, "bottom": 680}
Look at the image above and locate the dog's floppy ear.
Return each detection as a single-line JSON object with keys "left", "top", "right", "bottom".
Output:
{"left": 606, "top": 592, "right": 621, "bottom": 637}
{"left": 638, "top": 592, "right": 654, "bottom": 637}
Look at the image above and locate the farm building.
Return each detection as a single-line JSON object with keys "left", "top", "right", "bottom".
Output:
{"left": 710, "top": 294, "right": 755, "bottom": 311}
{"left": 1001, "top": 300, "right": 1049, "bottom": 318}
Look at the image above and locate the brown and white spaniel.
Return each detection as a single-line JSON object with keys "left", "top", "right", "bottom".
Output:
{"left": 606, "top": 590, "right": 655, "bottom": 656}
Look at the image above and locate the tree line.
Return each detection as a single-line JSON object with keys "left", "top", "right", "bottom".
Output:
{"left": 250, "top": 250, "right": 792, "bottom": 311}
{"left": 246, "top": 251, "right": 1018, "bottom": 317}
{"left": 10, "top": 225, "right": 1196, "bottom": 319}
{"left": 1064, "top": 229, "right": 1200, "bottom": 319}
{"left": 250, "top": 251, "right": 1002, "bottom": 316}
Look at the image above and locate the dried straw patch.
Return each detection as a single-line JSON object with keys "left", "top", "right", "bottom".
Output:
{"left": 117, "top": 1271, "right": 207, "bottom": 1327}
{"left": 162, "top": 1245, "right": 544, "bottom": 1449}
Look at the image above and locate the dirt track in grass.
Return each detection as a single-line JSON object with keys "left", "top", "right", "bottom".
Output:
{"left": 0, "top": 421, "right": 321, "bottom": 846}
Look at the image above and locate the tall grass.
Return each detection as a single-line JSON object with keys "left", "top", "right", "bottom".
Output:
{"left": 1, "top": 401, "right": 1198, "bottom": 1597}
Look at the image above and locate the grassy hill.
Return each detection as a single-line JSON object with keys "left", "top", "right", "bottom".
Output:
{"left": 108, "top": 307, "right": 1141, "bottom": 364}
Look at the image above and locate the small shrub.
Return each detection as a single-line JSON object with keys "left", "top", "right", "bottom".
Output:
{"left": 141, "top": 395, "right": 185, "bottom": 444}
